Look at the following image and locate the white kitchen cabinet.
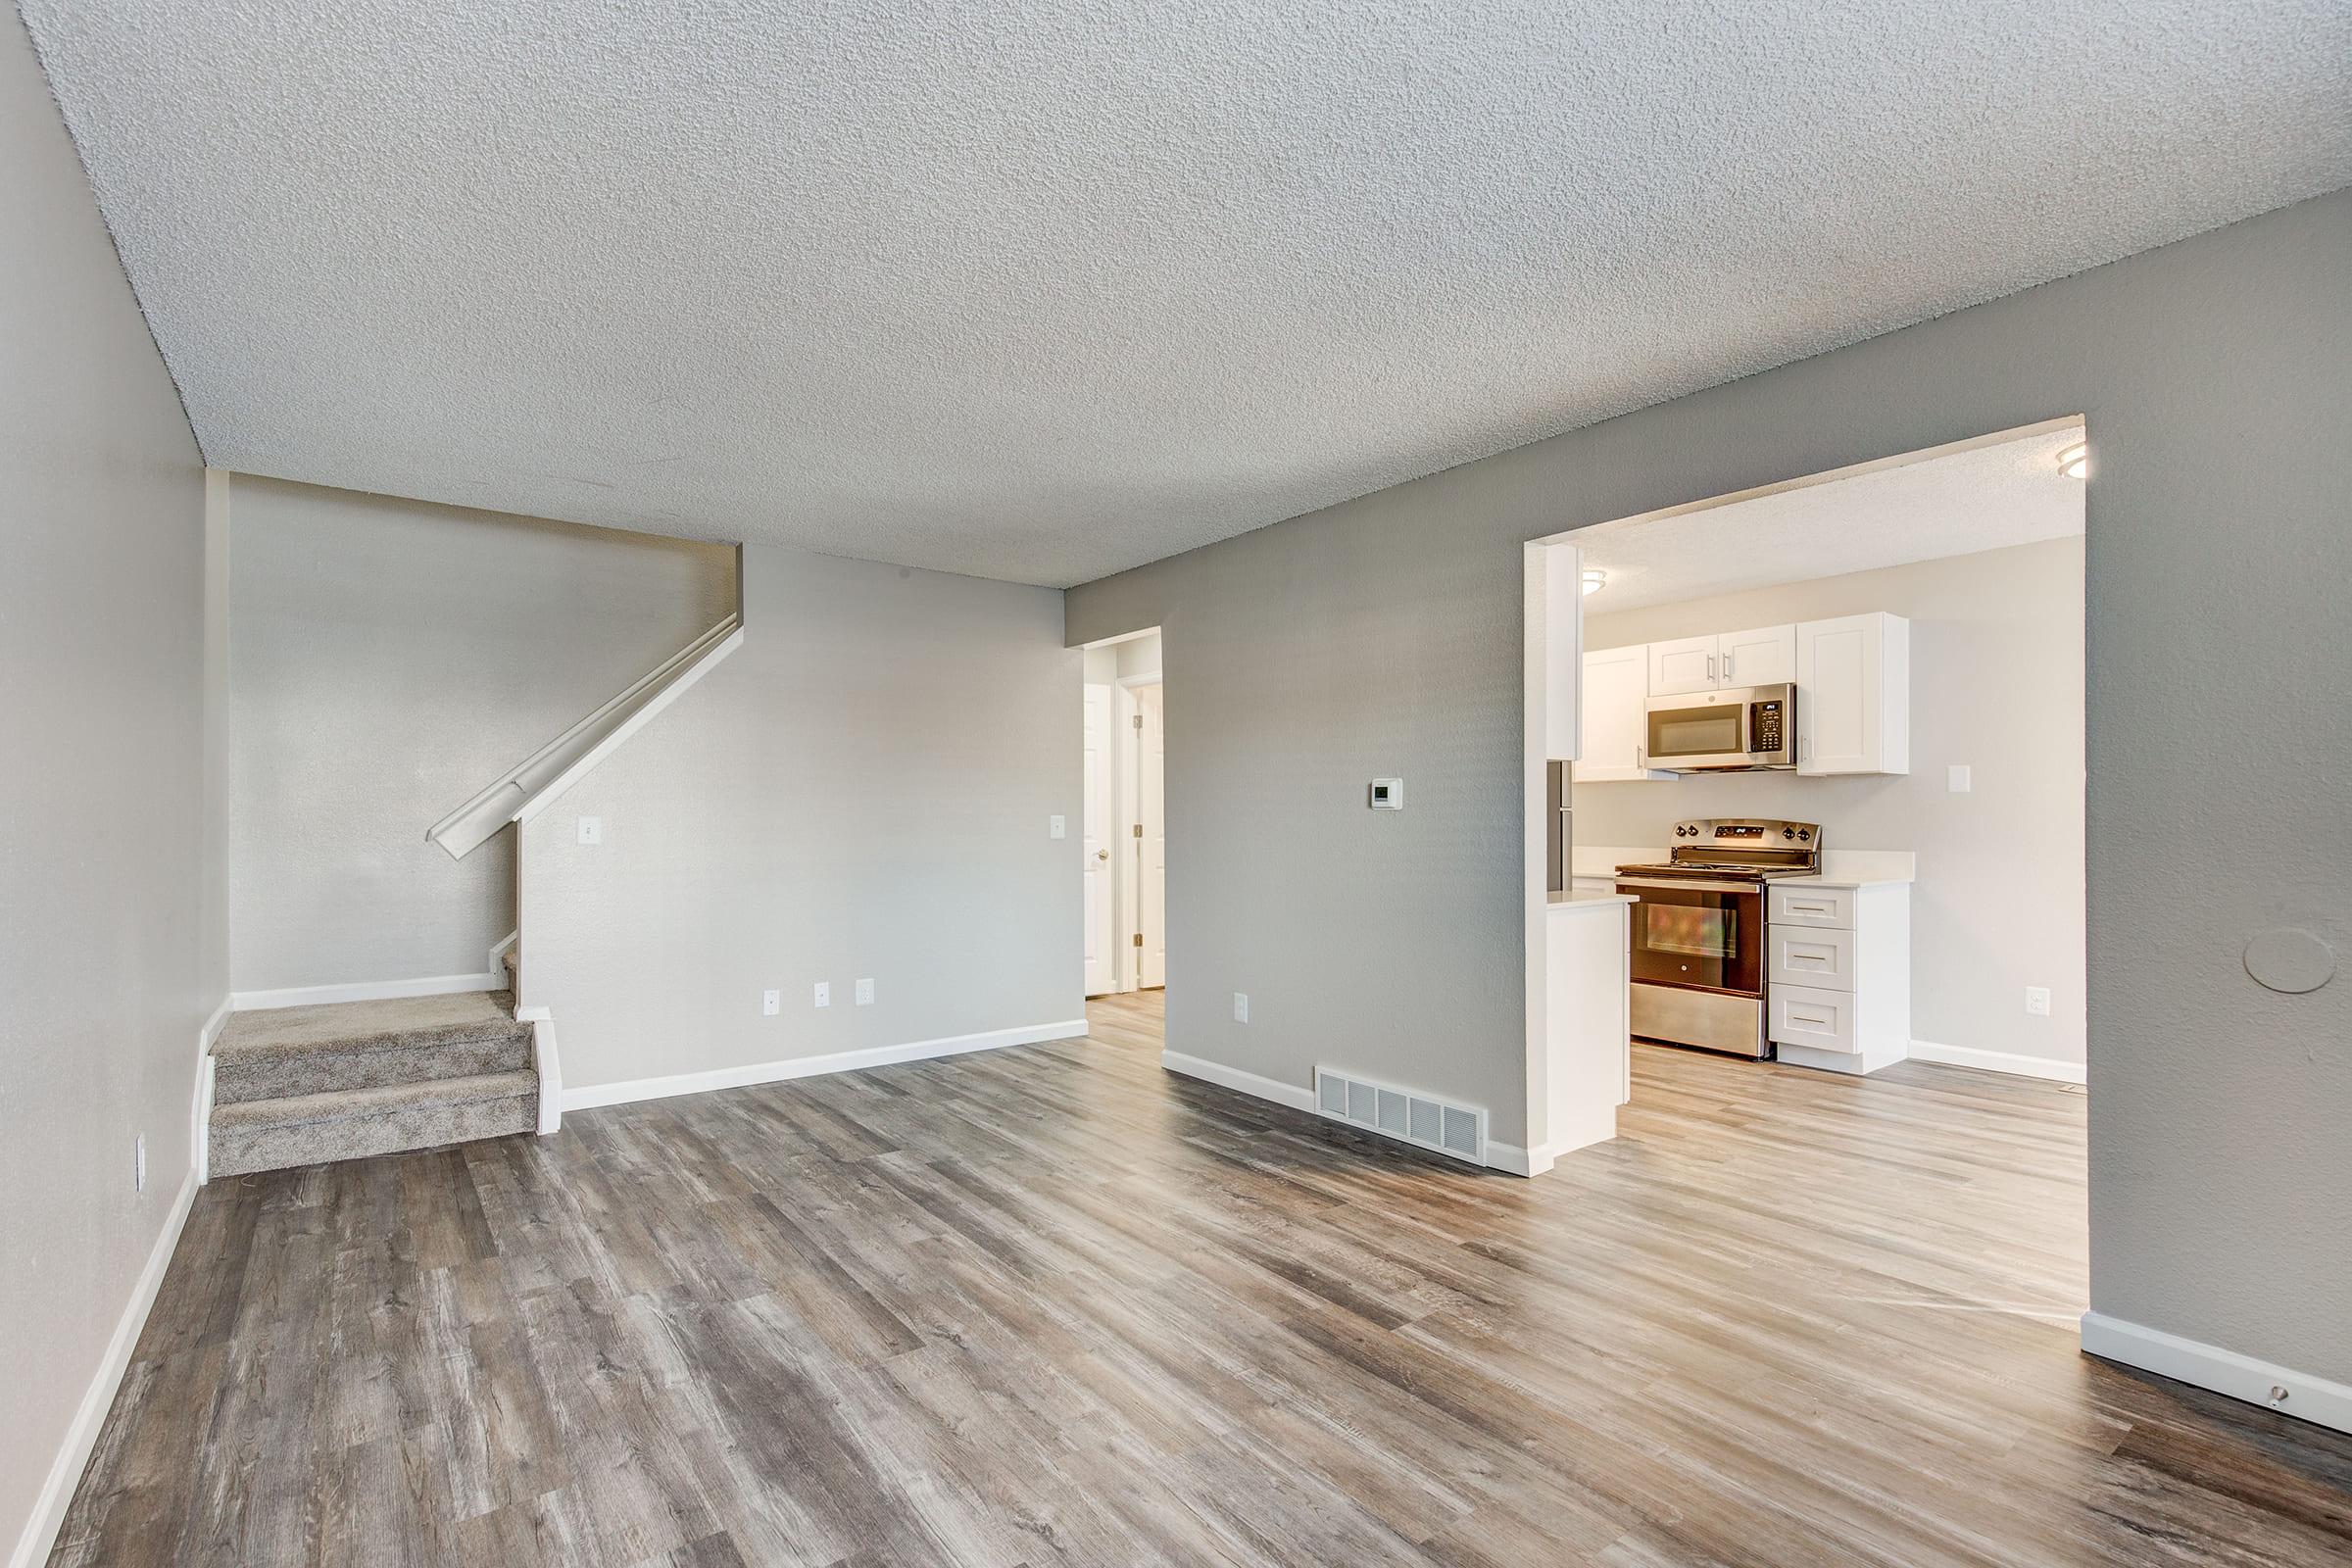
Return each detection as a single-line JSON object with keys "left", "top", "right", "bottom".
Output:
{"left": 1795, "top": 612, "right": 1909, "bottom": 775}
{"left": 1767, "top": 879, "right": 1910, "bottom": 1075}
{"left": 1647, "top": 625, "right": 1795, "bottom": 695}
{"left": 1574, "top": 644, "right": 1676, "bottom": 782}
{"left": 1646, "top": 634, "right": 1720, "bottom": 697}
{"left": 1719, "top": 623, "right": 1796, "bottom": 688}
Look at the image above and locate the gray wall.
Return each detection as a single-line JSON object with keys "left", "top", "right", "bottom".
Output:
{"left": 519, "top": 544, "right": 1083, "bottom": 1092}
{"left": 1067, "top": 191, "right": 2352, "bottom": 1387}
{"left": 0, "top": 10, "right": 208, "bottom": 1557}
{"left": 1580, "top": 537, "right": 2085, "bottom": 1070}
{"left": 225, "top": 475, "right": 734, "bottom": 992}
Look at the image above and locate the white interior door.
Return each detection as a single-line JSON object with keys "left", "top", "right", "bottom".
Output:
{"left": 1136, "top": 683, "right": 1166, "bottom": 989}
{"left": 1083, "top": 683, "right": 1113, "bottom": 995}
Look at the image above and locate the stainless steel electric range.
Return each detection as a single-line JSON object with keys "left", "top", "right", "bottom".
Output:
{"left": 1615, "top": 818, "right": 1823, "bottom": 1058}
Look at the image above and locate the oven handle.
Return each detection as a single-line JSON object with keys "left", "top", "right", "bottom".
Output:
{"left": 1614, "top": 877, "right": 1764, "bottom": 894}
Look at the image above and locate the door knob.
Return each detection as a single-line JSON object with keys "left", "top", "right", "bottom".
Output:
{"left": 1097, "top": 849, "right": 1109, "bottom": 860}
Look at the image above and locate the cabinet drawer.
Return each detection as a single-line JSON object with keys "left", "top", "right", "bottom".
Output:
{"left": 1770, "top": 983, "right": 1856, "bottom": 1054}
{"left": 1770, "top": 927, "right": 1854, "bottom": 991}
{"left": 1770, "top": 884, "right": 1853, "bottom": 930}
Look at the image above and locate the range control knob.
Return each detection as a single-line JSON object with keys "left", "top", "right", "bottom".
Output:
{"left": 1783, "top": 827, "right": 1795, "bottom": 839}
{"left": 1798, "top": 828, "right": 1812, "bottom": 841}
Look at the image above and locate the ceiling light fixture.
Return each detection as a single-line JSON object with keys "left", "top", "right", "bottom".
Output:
{"left": 2056, "top": 441, "right": 2088, "bottom": 479}
{"left": 1582, "top": 568, "right": 1607, "bottom": 596}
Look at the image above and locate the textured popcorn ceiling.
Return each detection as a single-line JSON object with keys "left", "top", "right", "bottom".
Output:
{"left": 1578, "top": 423, "right": 2086, "bottom": 612}
{"left": 23, "top": 2, "right": 2352, "bottom": 587}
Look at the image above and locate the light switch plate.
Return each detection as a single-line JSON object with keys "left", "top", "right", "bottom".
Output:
{"left": 577, "top": 815, "right": 603, "bottom": 845}
{"left": 1369, "top": 778, "right": 1404, "bottom": 810}
{"left": 1947, "top": 764, "right": 1972, "bottom": 794}
{"left": 856, "top": 977, "right": 875, "bottom": 1005}
{"left": 1049, "top": 814, "right": 1066, "bottom": 840}
{"left": 813, "top": 981, "right": 831, "bottom": 1008}
{"left": 1233, "top": 992, "right": 1250, "bottom": 1022}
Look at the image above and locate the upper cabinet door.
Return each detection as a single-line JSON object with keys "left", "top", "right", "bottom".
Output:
{"left": 1575, "top": 645, "right": 1667, "bottom": 781}
{"left": 1719, "top": 624, "right": 1796, "bottom": 688}
{"left": 1795, "top": 612, "right": 1910, "bottom": 775}
{"left": 1647, "top": 634, "right": 1721, "bottom": 696}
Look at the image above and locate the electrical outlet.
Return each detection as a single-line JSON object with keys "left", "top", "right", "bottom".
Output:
{"left": 134, "top": 1134, "right": 146, "bottom": 1194}
{"left": 2025, "top": 986, "right": 2051, "bottom": 1016}
{"left": 813, "top": 981, "right": 831, "bottom": 1008}
{"left": 1233, "top": 992, "right": 1250, "bottom": 1023}
{"left": 1049, "top": 814, "right": 1066, "bottom": 840}
{"left": 761, "top": 989, "right": 780, "bottom": 1016}
{"left": 855, "top": 977, "right": 875, "bottom": 1005}
{"left": 577, "top": 815, "right": 603, "bottom": 845}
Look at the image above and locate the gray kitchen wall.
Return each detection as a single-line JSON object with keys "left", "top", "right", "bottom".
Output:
{"left": 518, "top": 543, "right": 1083, "bottom": 1094}
{"left": 1066, "top": 191, "right": 2352, "bottom": 1392}
{"left": 0, "top": 10, "right": 209, "bottom": 1560}
{"left": 225, "top": 475, "right": 734, "bottom": 994}
{"left": 1580, "top": 537, "right": 2085, "bottom": 1071}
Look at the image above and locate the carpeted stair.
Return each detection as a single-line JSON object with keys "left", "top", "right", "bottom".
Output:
{"left": 209, "top": 990, "right": 538, "bottom": 1177}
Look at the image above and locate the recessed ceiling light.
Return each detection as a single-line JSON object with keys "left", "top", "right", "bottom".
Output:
{"left": 2056, "top": 441, "right": 2087, "bottom": 479}
{"left": 1581, "top": 568, "right": 1606, "bottom": 595}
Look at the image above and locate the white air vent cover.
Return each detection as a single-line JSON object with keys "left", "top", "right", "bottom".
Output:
{"left": 1311, "top": 1066, "right": 1489, "bottom": 1166}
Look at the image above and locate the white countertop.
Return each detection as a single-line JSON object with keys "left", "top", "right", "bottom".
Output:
{"left": 1548, "top": 889, "right": 1635, "bottom": 909}
{"left": 1571, "top": 845, "right": 1916, "bottom": 887}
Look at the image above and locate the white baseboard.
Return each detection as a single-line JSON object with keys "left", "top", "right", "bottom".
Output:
{"left": 1486, "top": 1140, "right": 1545, "bottom": 1177}
{"left": 2082, "top": 1310, "right": 2352, "bottom": 1435}
{"left": 11, "top": 1169, "right": 197, "bottom": 1568}
{"left": 488, "top": 929, "right": 518, "bottom": 974}
{"left": 564, "top": 1018, "right": 1091, "bottom": 1111}
{"left": 1159, "top": 1049, "right": 1316, "bottom": 1113}
{"left": 197, "top": 995, "right": 231, "bottom": 1054}
{"left": 1910, "top": 1039, "right": 2086, "bottom": 1084}
{"left": 230, "top": 971, "right": 504, "bottom": 1012}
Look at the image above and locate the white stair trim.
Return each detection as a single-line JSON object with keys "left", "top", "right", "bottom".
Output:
{"left": 426, "top": 604, "right": 744, "bottom": 860}
{"left": 230, "top": 971, "right": 504, "bottom": 1011}
{"left": 10, "top": 1170, "right": 196, "bottom": 1568}
{"left": 564, "top": 1019, "right": 1090, "bottom": 1111}
{"left": 530, "top": 1016, "right": 563, "bottom": 1135}
{"left": 2082, "top": 1310, "right": 2352, "bottom": 1434}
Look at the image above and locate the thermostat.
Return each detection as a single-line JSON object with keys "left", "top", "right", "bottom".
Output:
{"left": 1369, "top": 778, "right": 1404, "bottom": 809}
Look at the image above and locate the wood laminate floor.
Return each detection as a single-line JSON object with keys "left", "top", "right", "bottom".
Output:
{"left": 53, "top": 993, "right": 2352, "bottom": 1566}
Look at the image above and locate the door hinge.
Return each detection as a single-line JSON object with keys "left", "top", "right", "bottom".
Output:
{"left": 1133, "top": 714, "right": 1144, "bottom": 728}
{"left": 1133, "top": 823, "right": 1143, "bottom": 837}
{"left": 1133, "top": 933, "right": 1144, "bottom": 947}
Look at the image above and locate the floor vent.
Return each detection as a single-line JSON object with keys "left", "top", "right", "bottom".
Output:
{"left": 1312, "top": 1067, "right": 1488, "bottom": 1166}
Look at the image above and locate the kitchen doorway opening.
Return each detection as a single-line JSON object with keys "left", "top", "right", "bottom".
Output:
{"left": 1081, "top": 628, "right": 1164, "bottom": 999}
{"left": 1525, "top": 416, "right": 2090, "bottom": 1170}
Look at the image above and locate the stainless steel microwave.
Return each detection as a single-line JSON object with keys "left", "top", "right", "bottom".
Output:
{"left": 1643, "top": 684, "right": 1795, "bottom": 771}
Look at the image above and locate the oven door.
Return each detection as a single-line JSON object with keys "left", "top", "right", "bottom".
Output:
{"left": 1617, "top": 879, "right": 1763, "bottom": 998}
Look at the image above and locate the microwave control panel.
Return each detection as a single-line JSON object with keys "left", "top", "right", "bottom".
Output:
{"left": 1749, "top": 698, "right": 1785, "bottom": 754}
